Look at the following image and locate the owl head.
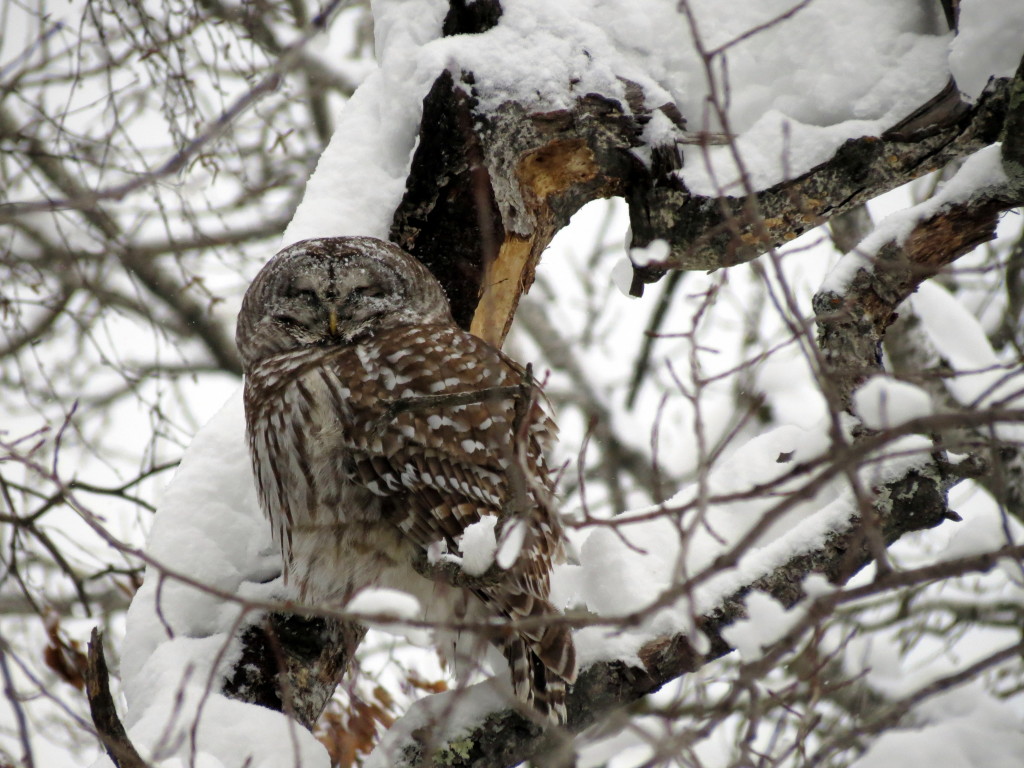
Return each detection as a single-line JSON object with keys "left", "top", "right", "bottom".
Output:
{"left": 236, "top": 236, "right": 453, "bottom": 370}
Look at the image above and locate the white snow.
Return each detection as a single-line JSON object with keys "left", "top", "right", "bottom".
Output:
{"left": 283, "top": 0, "right": 448, "bottom": 244}
{"left": 860, "top": 434, "right": 935, "bottom": 487}
{"left": 852, "top": 683, "right": 1024, "bottom": 768}
{"left": 288, "top": 0, "right": 1002, "bottom": 248}
{"left": 426, "top": 538, "right": 448, "bottom": 563}
{"left": 119, "top": 394, "right": 276, "bottom": 716}
{"left": 438, "top": 515, "right": 529, "bottom": 576}
{"left": 459, "top": 516, "right": 498, "bottom": 576}
{"left": 629, "top": 239, "right": 670, "bottom": 268}
{"left": 802, "top": 572, "right": 836, "bottom": 598}
{"left": 611, "top": 257, "right": 639, "bottom": 297}
{"left": 949, "top": 0, "right": 1024, "bottom": 100}
{"left": 853, "top": 376, "right": 934, "bottom": 430}
{"left": 678, "top": 0, "right": 951, "bottom": 194}
{"left": 941, "top": 485, "right": 1024, "bottom": 562}
{"left": 721, "top": 591, "right": 800, "bottom": 661}
{"left": 912, "top": 280, "right": 1024, "bottom": 443}
{"left": 365, "top": 678, "right": 512, "bottom": 768}
{"left": 567, "top": 420, "right": 857, "bottom": 666}
{"left": 496, "top": 518, "right": 527, "bottom": 569}
{"left": 914, "top": 281, "right": 1001, "bottom": 373}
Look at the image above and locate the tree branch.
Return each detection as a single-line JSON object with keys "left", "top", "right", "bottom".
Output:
{"left": 393, "top": 58, "right": 1022, "bottom": 332}
{"left": 85, "top": 629, "right": 147, "bottom": 768}
{"left": 814, "top": 196, "right": 1013, "bottom": 410}
{"left": 628, "top": 76, "right": 1010, "bottom": 276}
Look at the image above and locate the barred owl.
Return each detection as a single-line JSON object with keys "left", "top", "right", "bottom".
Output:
{"left": 236, "top": 236, "right": 576, "bottom": 723}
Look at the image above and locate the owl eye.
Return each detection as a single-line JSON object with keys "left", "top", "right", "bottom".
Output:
{"left": 273, "top": 314, "right": 304, "bottom": 329}
{"left": 284, "top": 282, "right": 319, "bottom": 303}
{"left": 350, "top": 285, "right": 386, "bottom": 300}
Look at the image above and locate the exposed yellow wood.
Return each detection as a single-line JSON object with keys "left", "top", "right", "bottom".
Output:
{"left": 516, "top": 139, "right": 598, "bottom": 203}
{"left": 470, "top": 138, "right": 600, "bottom": 347}
{"left": 470, "top": 234, "right": 535, "bottom": 346}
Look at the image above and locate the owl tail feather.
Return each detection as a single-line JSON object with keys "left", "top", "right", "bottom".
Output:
{"left": 490, "top": 589, "right": 577, "bottom": 725}
{"left": 501, "top": 636, "right": 570, "bottom": 725}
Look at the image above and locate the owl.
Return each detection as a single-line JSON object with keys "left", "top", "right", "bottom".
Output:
{"left": 235, "top": 236, "right": 577, "bottom": 724}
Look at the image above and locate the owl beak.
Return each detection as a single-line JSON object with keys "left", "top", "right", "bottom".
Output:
{"left": 328, "top": 308, "right": 339, "bottom": 336}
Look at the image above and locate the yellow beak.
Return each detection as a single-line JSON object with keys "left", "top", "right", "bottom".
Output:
{"left": 328, "top": 309, "right": 338, "bottom": 336}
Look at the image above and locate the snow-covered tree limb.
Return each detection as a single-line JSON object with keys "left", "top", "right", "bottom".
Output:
{"left": 393, "top": 51, "right": 1021, "bottom": 345}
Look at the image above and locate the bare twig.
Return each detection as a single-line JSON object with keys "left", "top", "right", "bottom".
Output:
{"left": 0, "top": 629, "right": 35, "bottom": 768}
{"left": 0, "top": 0, "right": 349, "bottom": 217}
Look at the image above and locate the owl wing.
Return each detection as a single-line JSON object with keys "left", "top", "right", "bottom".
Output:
{"left": 314, "top": 323, "right": 577, "bottom": 714}
{"left": 318, "top": 323, "right": 559, "bottom": 560}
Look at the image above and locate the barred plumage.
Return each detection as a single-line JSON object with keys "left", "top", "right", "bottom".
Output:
{"left": 236, "top": 236, "right": 576, "bottom": 723}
